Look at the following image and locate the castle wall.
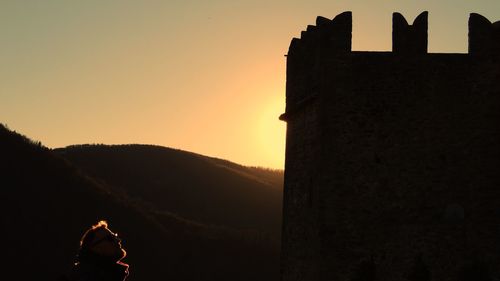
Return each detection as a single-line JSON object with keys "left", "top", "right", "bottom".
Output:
{"left": 281, "top": 11, "right": 500, "bottom": 281}
{"left": 318, "top": 53, "right": 500, "bottom": 281}
{"left": 280, "top": 102, "right": 322, "bottom": 281}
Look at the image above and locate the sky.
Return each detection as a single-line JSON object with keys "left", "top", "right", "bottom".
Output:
{"left": 1, "top": 1, "right": 499, "bottom": 169}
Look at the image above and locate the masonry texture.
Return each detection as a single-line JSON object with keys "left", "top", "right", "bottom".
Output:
{"left": 280, "top": 11, "right": 500, "bottom": 281}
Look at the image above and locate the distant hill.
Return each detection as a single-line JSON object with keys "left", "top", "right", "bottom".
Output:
{"left": 54, "top": 144, "right": 284, "bottom": 237}
{"left": 0, "top": 124, "right": 280, "bottom": 281}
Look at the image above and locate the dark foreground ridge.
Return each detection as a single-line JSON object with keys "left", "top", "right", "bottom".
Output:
{"left": 280, "top": 11, "right": 500, "bottom": 281}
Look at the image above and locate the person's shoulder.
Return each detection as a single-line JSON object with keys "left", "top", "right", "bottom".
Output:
{"left": 67, "top": 263, "right": 99, "bottom": 281}
{"left": 57, "top": 274, "right": 71, "bottom": 281}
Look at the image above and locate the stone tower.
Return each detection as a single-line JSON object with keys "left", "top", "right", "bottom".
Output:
{"left": 280, "top": 11, "right": 500, "bottom": 281}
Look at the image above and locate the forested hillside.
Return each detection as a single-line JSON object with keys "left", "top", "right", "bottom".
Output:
{"left": 0, "top": 124, "right": 280, "bottom": 281}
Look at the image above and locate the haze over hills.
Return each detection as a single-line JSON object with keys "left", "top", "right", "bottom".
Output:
{"left": 54, "top": 144, "right": 283, "bottom": 238}
{"left": 0, "top": 124, "right": 281, "bottom": 281}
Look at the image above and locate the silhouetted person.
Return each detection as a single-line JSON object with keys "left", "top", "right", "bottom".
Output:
{"left": 68, "top": 220, "right": 129, "bottom": 281}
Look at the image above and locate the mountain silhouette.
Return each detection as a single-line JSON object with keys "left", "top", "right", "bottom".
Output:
{"left": 0, "top": 124, "right": 280, "bottom": 281}
{"left": 54, "top": 144, "right": 283, "bottom": 237}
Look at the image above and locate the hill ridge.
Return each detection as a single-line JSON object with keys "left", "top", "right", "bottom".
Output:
{"left": 55, "top": 143, "right": 283, "bottom": 236}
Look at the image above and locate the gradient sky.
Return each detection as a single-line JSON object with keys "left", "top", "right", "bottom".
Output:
{"left": 1, "top": 1, "right": 499, "bottom": 169}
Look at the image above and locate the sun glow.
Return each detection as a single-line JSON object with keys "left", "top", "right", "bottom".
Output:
{"left": 255, "top": 92, "right": 286, "bottom": 169}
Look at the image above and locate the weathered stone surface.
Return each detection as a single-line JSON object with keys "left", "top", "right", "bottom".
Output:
{"left": 281, "top": 12, "right": 500, "bottom": 281}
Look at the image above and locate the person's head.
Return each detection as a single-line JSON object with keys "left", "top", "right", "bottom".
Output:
{"left": 78, "top": 220, "right": 127, "bottom": 263}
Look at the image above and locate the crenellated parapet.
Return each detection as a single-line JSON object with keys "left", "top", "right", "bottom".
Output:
{"left": 287, "top": 11, "right": 352, "bottom": 58}
{"left": 392, "top": 11, "right": 428, "bottom": 54}
{"left": 283, "top": 12, "right": 352, "bottom": 120}
{"left": 288, "top": 11, "right": 500, "bottom": 59}
{"left": 469, "top": 13, "right": 500, "bottom": 56}
{"left": 283, "top": 11, "right": 500, "bottom": 121}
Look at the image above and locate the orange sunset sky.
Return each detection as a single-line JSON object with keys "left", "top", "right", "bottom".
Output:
{"left": 1, "top": 1, "right": 499, "bottom": 169}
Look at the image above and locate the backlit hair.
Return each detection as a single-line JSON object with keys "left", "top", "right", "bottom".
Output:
{"left": 80, "top": 220, "right": 109, "bottom": 249}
